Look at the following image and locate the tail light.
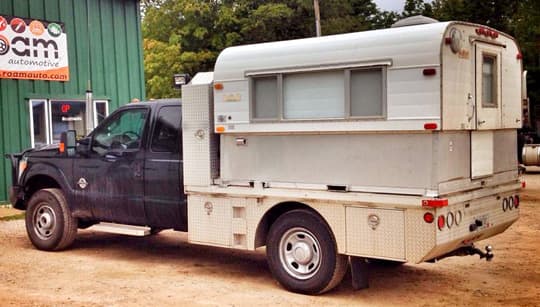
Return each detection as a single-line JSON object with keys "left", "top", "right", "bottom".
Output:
{"left": 437, "top": 215, "right": 445, "bottom": 230}
{"left": 424, "top": 212, "right": 434, "bottom": 223}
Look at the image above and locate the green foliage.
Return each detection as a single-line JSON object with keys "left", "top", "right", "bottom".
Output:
{"left": 142, "top": 0, "right": 384, "bottom": 99}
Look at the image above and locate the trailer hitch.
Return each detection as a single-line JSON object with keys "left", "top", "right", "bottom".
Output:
{"left": 431, "top": 244, "right": 494, "bottom": 262}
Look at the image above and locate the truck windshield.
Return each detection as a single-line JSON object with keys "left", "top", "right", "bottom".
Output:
{"left": 92, "top": 108, "right": 148, "bottom": 155}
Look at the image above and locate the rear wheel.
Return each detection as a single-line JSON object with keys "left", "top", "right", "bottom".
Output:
{"left": 25, "top": 188, "right": 78, "bottom": 251}
{"left": 266, "top": 209, "right": 347, "bottom": 294}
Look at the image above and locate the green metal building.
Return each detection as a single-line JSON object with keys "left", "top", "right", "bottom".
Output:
{"left": 0, "top": 0, "right": 145, "bottom": 202}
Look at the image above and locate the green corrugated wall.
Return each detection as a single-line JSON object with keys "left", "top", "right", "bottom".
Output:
{"left": 0, "top": 0, "right": 145, "bottom": 202}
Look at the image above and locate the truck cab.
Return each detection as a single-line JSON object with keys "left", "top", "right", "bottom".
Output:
{"left": 7, "top": 99, "right": 186, "bottom": 250}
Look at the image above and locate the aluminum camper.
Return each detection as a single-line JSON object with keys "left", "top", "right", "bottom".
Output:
{"left": 181, "top": 21, "right": 522, "bottom": 293}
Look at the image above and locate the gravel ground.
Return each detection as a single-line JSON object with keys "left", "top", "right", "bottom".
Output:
{"left": 0, "top": 174, "right": 539, "bottom": 306}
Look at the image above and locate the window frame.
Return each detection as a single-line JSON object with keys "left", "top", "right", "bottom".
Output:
{"left": 93, "top": 100, "right": 110, "bottom": 127}
{"left": 149, "top": 105, "right": 182, "bottom": 154}
{"left": 91, "top": 107, "right": 149, "bottom": 154}
{"left": 29, "top": 99, "right": 51, "bottom": 148}
{"left": 29, "top": 99, "right": 114, "bottom": 148}
{"left": 248, "top": 65, "right": 387, "bottom": 122}
{"left": 481, "top": 53, "right": 499, "bottom": 108}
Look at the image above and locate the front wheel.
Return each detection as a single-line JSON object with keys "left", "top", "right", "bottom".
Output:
{"left": 266, "top": 209, "right": 347, "bottom": 294}
{"left": 25, "top": 188, "right": 78, "bottom": 251}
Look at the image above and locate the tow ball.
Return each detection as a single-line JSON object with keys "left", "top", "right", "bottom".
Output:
{"left": 430, "top": 244, "right": 494, "bottom": 263}
{"left": 452, "top": 244, "right": 494, "bottom": 261}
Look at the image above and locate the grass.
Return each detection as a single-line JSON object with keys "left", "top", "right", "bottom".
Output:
{"left": 0, "top": 213, "right": 25, "bottom": 221}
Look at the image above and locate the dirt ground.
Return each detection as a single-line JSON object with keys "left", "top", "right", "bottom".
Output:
{"left": 1, "top": 174, "right": 539, "bottom": 306}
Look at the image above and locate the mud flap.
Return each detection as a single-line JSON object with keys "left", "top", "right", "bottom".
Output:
{"left": 350, "top": 256, "right": 369, "bottom": 290}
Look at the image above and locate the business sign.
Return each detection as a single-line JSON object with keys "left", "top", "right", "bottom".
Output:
{"left": 0, "top": 15, "right": 69, "bottom": 81}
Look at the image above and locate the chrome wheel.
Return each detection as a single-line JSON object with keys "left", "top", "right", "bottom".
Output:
{"left": 33, "top": 203, "right": 57, "bottom": 240}
{"left": 279, "top": 227, "right": 322, "bottom": 280}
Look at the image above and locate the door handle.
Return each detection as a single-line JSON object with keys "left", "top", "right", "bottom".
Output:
{"left": 478, "top": 120, "right": 486, "bottom": 125}
{"left": 133, "top": 162, "right": 143, "bottom": 178}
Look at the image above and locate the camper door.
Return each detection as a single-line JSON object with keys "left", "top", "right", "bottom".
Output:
{"left": 474, "top": 43, "right": 502, "bottom": 130}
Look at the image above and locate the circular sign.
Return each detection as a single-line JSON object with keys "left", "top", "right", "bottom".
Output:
{"left": 0, "top": 16, "right": 7, "bottom": 32}
{"left": 29, "top": 20, "right": 45, "bottom": 36}
{"left": 0, "top": 35, "right": 9, "bottom": 55}
{"left": 10, "top": 18, "right": 26, "bottom": 33}
{"left": 47, "top": 23, "right": 62, "bottom": 37}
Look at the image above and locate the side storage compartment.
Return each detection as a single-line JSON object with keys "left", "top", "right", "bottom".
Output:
{"left": 182, "top": 74, "right": 220, "bottom": 187}
{"left": 187, "top": 194, "right": 254, "bottom": 249}
{"left": 345, "top": 207, "right": 406, "bottom": 260}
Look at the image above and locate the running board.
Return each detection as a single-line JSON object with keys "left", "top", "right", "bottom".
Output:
{"left": 89, "top": 222, "right": 151, "bottom": 236}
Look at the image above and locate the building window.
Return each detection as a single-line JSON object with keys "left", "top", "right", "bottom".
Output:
{"left": 29, "top": 99, "right": 109, "bottom": 148}
{"left": 350, "top": 68, "right": 384, "bottom": 117}
{"left": 253, "top": 76, "right": 279, "bottom": 119}
{"left": 29, "top": 100, "right": 50, "bottom": 148}
{"left": 94, "top": 100, "right": 109, "bottom": 126}
{"left": 482, "top": 55, "right": 497, "bottom": 107}
{"left": 50, "top": 100, "right": 87, "bottom": 143}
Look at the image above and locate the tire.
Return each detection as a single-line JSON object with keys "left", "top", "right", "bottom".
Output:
{"left": 25, "top": 188, "right": 78, "bottom": 251}
{"left": 266, "top": 209, "right": 348, "bottom": 294}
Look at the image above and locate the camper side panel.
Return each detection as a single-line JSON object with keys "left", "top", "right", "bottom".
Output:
{"left": 220, "top": 133, "right": 436, "bottom": 193}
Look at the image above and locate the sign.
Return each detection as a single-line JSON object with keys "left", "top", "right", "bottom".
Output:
{"left": 0, "top": 15, "right": 69, "bottom": 81}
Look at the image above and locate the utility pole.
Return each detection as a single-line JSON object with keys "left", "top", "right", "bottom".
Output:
{"left": 314, "top": 0, "right": 321, "bottom": 37}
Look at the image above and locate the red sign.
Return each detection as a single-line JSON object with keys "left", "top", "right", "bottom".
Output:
{"left": 0, "top": 17, "right": 7, "bottom": 32}
{"left": 61, "top": 104, "right": 71, "bottom": 113}
{"left": 10, "top": 18, "right": 26, "bottom": 33}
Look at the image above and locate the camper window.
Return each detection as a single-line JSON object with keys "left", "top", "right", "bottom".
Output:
{"left": 253, "top": 76, "right": 279, "bottom": 119}
{"left": 250, "top": 66, "right": 386, "bottom": 121}
{"left": 350, "top": 68, "right": 384, "bottom": 117}
{"left": 482, "top": 55, "right": 498, "bottom": 107}
{"left": 283, "top": 70, "right": 345, "bottom": 119}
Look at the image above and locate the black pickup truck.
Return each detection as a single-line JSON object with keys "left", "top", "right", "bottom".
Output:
{"left": 6, "top": 99, "right": 186, "bottom": 251}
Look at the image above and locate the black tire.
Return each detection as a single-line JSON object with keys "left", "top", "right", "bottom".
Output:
{"left": 25, "top": 188, "right": 78, "bottom": 251}
{"left": 266, "top": 209, "right": 348, "bottom": 294}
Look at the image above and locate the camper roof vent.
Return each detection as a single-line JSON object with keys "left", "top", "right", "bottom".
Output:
{"left": 391, "top": 15, "right": 439, "bottom": 28}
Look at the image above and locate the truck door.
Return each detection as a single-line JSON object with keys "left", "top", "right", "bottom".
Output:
{"left": 144, "top": 105, "right": 186, "bottom": 230}
{"left": 73, "top": 107, "right": 149, "bottom": 225}
{"left": 471, "top": 42, "right": 502, "bottom": 178}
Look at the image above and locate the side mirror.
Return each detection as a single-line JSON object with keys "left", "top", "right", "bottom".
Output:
{"left": 59, "top": 130, "right": 77, "bottom": 157}
{"left": 76, "top": 136, "right": 92, "bottom": 156}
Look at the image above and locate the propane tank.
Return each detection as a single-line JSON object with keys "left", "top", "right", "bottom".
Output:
{"left": 522, "top": 144, "right": 540, "bottom": 166}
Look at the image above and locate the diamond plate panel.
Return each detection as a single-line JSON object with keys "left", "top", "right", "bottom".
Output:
{"left": 346, "top": 207, "right": 405, "bottom": 259}
{"left": 188, "top": 195, "right": 232, "bottom": 247}
{"left": 182, "top": 83, "right": 219, "bottom": 187}
{"left": 405, "top": 209, "right": 436, "bottom": 263}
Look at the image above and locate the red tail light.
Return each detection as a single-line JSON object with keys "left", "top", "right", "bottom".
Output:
{"left": 437, "top": 215, "right": 445, "bottom": 230}
{"left": 423, "top": 123, "right": 438, "bottom": 130}
{"left": 424, "top": 212, "right": 434, "bottom": 223}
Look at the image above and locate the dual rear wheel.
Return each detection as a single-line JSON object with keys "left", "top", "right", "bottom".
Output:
{"left": 266, "top": 209, "right": 348, "bottom": 294}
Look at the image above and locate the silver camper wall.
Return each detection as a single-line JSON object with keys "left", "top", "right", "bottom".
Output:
{"left": 189, "top": 22, "right": 522, "bottom": 197}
